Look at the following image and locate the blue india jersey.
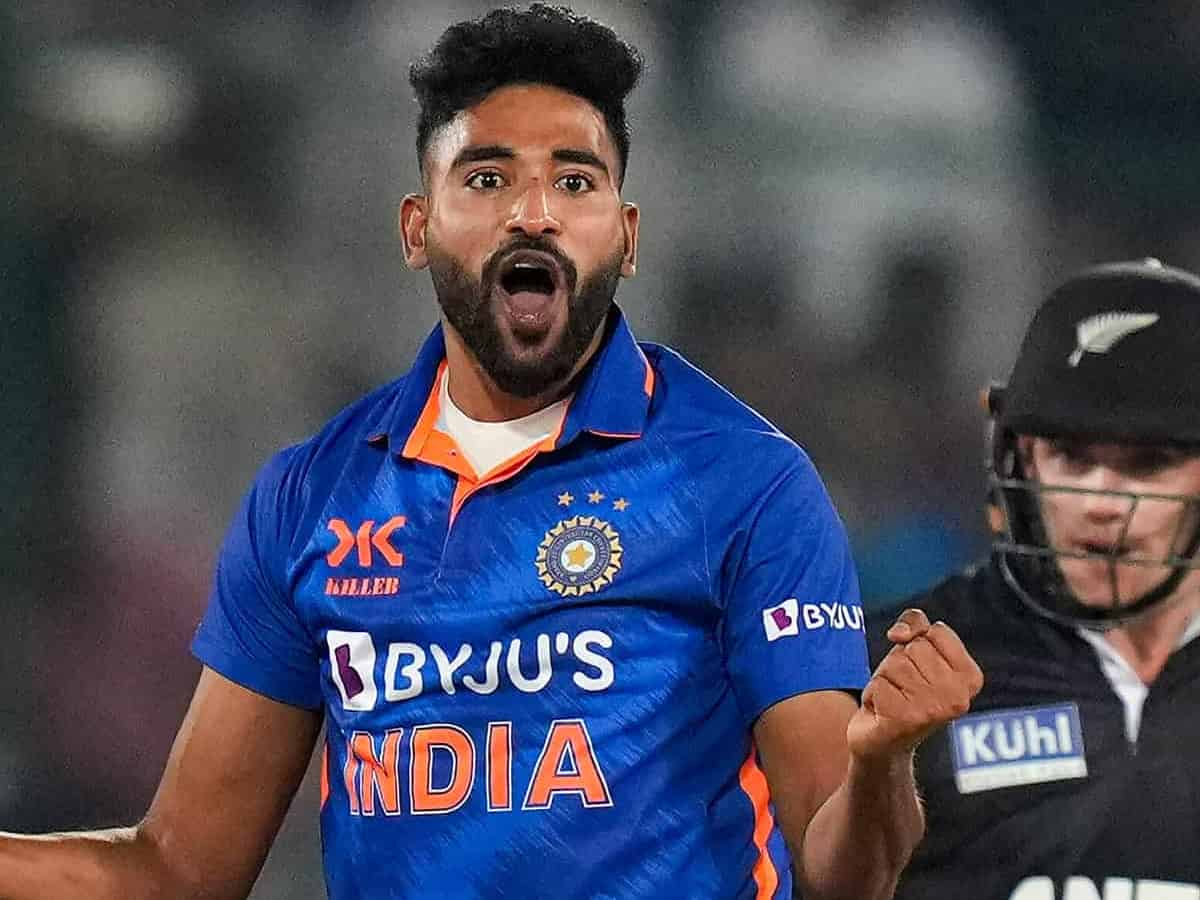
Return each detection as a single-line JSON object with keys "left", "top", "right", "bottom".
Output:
{"left": 192, "top": 310, "right": 869, "bottom": 899}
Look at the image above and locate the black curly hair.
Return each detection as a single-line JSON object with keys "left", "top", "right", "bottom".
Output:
{"left": 409, "top": 4, "right": 644, "bottom": 185}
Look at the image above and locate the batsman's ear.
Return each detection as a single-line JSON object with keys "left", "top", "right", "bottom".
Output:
{"left": 983, "top": 381, "right": 1010, "bottom": 534}
{"left": 983, "top": 382, "right": 1006, "bottom": 416}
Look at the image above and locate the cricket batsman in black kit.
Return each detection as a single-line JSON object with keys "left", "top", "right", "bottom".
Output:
{"left": 866, "top": 258, "right": 1200, "bottom": 900}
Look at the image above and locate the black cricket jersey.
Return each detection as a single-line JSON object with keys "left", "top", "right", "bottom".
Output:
{"left": 864, "top": 559, "right": 1200, "bottom": 900}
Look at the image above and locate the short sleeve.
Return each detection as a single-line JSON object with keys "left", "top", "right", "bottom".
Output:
{"left": 191, "top": 447, "right": 323, "bottom": 710}
{"left": 721, "top": 456, "right": 870, "bottom": 726}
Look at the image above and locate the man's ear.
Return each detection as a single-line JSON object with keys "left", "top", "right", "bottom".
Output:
{"left": 399, "top": 194, "right": 430, "bottom": 270}
{"left": 620, "top": 201, "right": 640, "bottom": 278}
{"left": 1015, "top": 434, "right": 1036, "bottom": 473}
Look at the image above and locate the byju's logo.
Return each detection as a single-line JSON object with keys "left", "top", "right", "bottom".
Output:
{"left": 950, "top": 703, "right": 1087, "bottom": 794}
{"left": 328, "top": 630, "right": 378, "bottom": 711}
{"left": 323, "top": 630, "right": 617, "bottom": 712}
{"left": 762, "top": 599, "right": 800, "bottom": 641}
{"left": 762, "top": 599, "right": 864, "bottom": 642}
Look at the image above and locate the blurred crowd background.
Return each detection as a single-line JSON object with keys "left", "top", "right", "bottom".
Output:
{"left": 4, "top": 0, "right": 1200, "bottom": 895}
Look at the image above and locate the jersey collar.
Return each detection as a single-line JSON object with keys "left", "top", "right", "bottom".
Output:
{"left": 371, "top": 306, "right": 654, "bottom": 454}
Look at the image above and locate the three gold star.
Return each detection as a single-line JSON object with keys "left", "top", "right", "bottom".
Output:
{"left": 557, "top": 491, "right": 629, "bottom": 511}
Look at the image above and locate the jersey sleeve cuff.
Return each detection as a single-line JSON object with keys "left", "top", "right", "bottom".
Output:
{"left": 191, "top": 632, "right": 324, "bottom": 711}
{"left": 741, "top": 668, "right": 870, "bottom": 726}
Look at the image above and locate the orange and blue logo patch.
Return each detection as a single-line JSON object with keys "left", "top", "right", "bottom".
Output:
{"left": 324, "top": 516, "right": 406, "bottom": 597}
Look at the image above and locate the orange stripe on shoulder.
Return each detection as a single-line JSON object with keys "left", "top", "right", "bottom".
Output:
{"left": 738, "top": 749, "right": 779, "bottom": 900}
{"left": 641, "top": 352, "right": 655, "bottom": 397}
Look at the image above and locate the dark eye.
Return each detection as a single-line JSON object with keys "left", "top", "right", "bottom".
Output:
{"left": 466, "top": 171, "right": 506, "bottom": 191}
{"left": 1049, "top": 438, "right": 1087, "bottom": 463}
{"left": 556, "top": 173, "right": 593, "bottom": 194}
{"left": 1126, "top": 447, "right": 1179, "bottom": 476}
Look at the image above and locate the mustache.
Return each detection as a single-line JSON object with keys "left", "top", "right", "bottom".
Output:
{"left": 481, "top": 236, "right": 578, "bottom": 293}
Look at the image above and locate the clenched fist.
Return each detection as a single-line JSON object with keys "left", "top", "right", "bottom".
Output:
{"left": 848, "top": 609, "right": 984, "bottom": 762}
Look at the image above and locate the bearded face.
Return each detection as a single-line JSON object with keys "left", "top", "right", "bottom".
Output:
{"left": 401, "top": 84, "right": 639, "bottom": 403}
{"left": 427, "top": 233, "right": 624, "bottom": 398}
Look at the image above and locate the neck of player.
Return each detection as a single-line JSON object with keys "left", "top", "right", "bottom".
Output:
{"left": 441, "top": 322, "right": 606, "bottom": 422}
{"left": 1104, "top": 580, "right": 1200, "bottom": 684}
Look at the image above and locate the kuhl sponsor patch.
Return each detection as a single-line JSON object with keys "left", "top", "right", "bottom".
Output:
{"left": 950, "top": 702, "right": 1087, "bottom": 794}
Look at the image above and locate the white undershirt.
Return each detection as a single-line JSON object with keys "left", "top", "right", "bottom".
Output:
{"left": 1076, "top": 612, "right": 1200, "bottom": 743}
{"left": 434, "top": 369, "right": 569, "bottom": 478}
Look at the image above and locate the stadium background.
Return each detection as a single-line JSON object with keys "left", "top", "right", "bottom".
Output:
{"left": 3, "top": 1, "right": 1200, "bottom": 894}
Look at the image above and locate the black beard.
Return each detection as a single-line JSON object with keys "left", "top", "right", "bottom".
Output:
{"left": 427, "top": 235, "right": 623, "bottom": 398}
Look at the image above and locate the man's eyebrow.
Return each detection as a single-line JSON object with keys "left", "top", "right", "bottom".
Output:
{"left": 448, "top": 145, "right": 612, "bottom": 178}
{"left": 552, "top": 148, "right": 610, "bottom": 176}
{"left": 450, "top": 145, "right": 516, "bottom": 169}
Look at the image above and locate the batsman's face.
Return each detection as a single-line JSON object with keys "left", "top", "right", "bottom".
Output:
{"left": 400, "top": 84, "right": 639, "bottom": 398}
{"left": 1021, "top": 435, "right": 1200, "bottom": 606}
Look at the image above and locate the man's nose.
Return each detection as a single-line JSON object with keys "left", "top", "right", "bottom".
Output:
{"left": 505, "top": 180, "right": 561, "bottom": 237}
{"left": 1078, "top": 466, "right": 1133, "bottom": 522}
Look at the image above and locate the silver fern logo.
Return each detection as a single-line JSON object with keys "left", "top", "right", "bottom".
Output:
{"left": 1068, "top": 312, "right": 1160, "bottom": 367}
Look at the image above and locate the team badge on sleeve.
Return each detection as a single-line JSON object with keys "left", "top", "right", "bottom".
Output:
{"left": 762, "top": 598, "right": 800, "bottom": 641}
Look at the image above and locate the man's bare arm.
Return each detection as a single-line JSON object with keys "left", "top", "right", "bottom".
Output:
{"left": 0, "top": 667, "right": 322, "bottom": 900}
{"left": 756, "top": 691, "right": 924, "bottom": 900}
{"left": 756, "top": 610, "right": 983, "bottom": 900}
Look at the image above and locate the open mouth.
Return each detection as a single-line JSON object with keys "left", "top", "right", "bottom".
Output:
{"left": 495, "top": 250, "right": 566, "bottom": 333}
{"left": 1078, "top": 541, "right": 1130, "bottom": 559}
{"left": 501, "top": 259, "right": 557, "bottom": 296}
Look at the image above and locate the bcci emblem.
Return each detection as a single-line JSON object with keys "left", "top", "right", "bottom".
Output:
{"left": 536, "top": 515, "right": 623, "bottom": 596}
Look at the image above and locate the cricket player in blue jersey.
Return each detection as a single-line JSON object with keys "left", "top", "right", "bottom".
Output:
{"left": 0, "top": 5, "right": 982, "bottom": 898}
